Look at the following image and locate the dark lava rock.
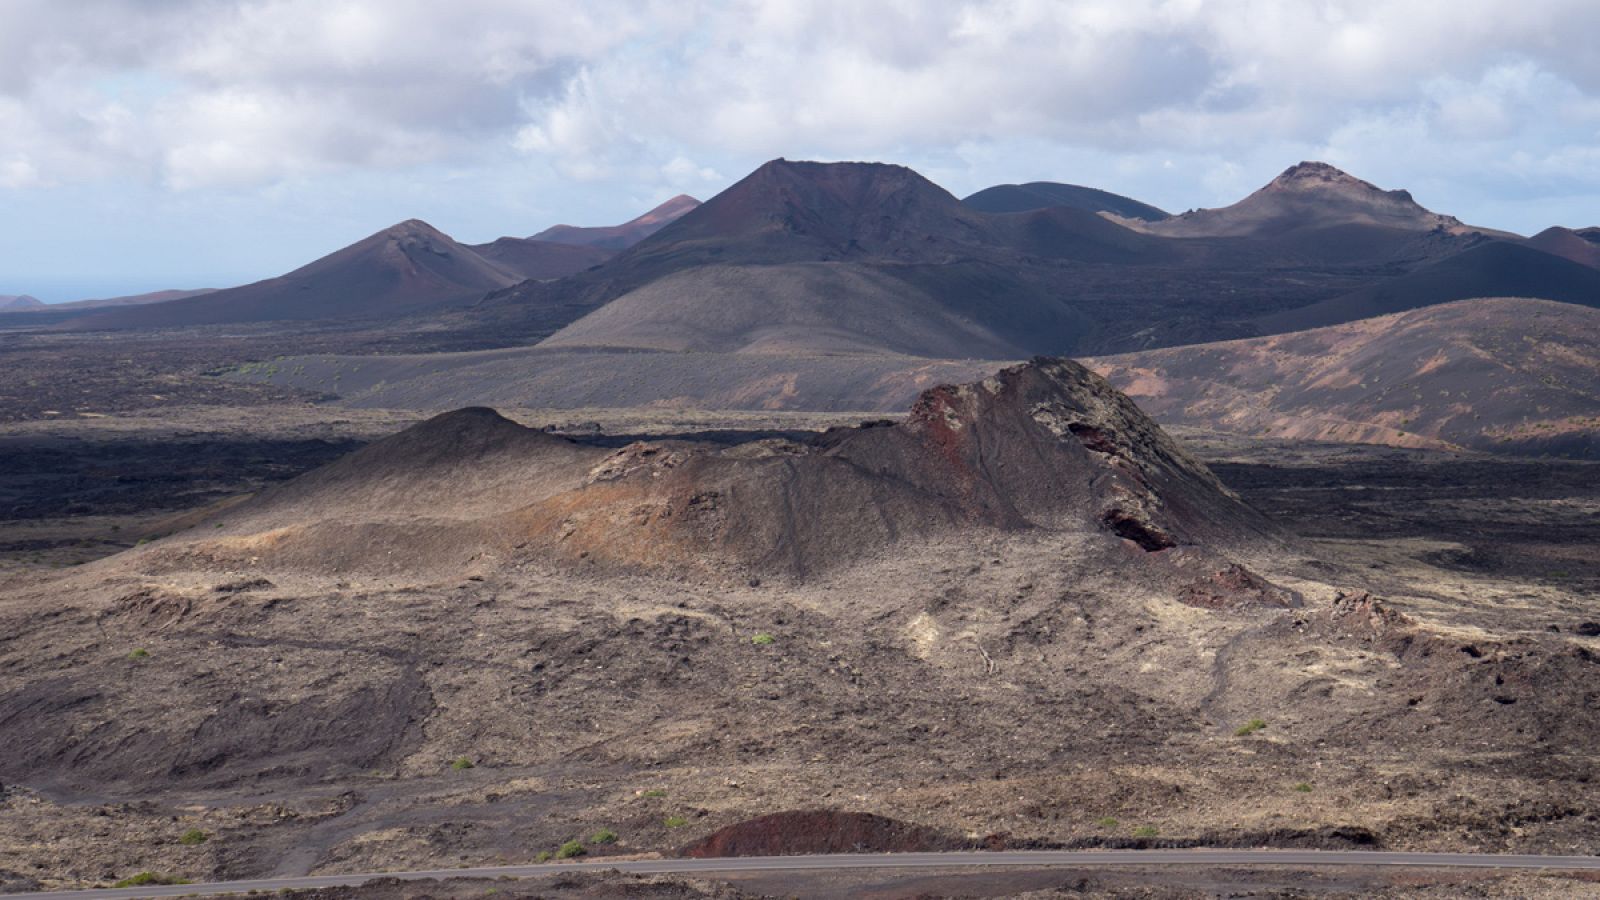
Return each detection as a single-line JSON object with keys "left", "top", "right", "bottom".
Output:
{"left": 678, "top": 810, "right": 965, "bottom": 858}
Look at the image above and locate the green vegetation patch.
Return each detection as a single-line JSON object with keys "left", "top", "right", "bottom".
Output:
{"left": 1233, "top": 718, "right": 1267, "bottom": 736}
{"left": 178, "top": 828, "right": 209, "bottom": 846}
{"left": 555, "top": 840, "right": 586, "bottom": 859}
{"left": 113, "top": 873, "right": 193, "bottom": 888}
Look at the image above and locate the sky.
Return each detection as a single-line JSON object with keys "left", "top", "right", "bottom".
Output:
{"left": 3, "top": 0, "right": 1600, "bottom": 301}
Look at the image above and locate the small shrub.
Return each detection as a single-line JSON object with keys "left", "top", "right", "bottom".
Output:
{"left": 534, "top": 851, "right": 552, "bottom": 863}
{"left": 1132, "top": 825, "right": 1159, "bottom": 839}
{"left": 751, "top": 633, "right": 775, "bottom": 646}
{"left": 555, "top": 840, "right": 585, "bottom": 859}
{"left": 113, "top": 873, "right": 193, "bottom": 888}
{"left": 1095, "top": 816, "right": 1118, "bottom": 828}
{"left": 1233, "top": 718, "right": 1266, "bottom": 737}
{"left": 129, "top": 648, "right": 150, "bottom": 660}
{"left": 1293, "top": 782, "right": 1313, "bottom": 793}
{"left": 663, "top": 816, "right": 689, "bottom": 828}
{"left": 450, "top": 757, "right": 475, "bottom": 771}
{"left": 589, "top": 828, "right": 618, "bottom": 845}
{"left": 640, "top": 789, "right": 667, "bottom": 799}
{"left": 178, "top": 828, "right": 208, "bottom": 846}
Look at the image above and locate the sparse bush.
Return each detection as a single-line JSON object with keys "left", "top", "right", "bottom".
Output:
{"left": 1095, "top": 816, "right": 1118, "bottom": 828}
{"left": 640, "top": 789, "right": 667, "bottom": 799}
{"left": 751, "top": 633, "right": 776, "bottom": 646}
{"left": 555, "top": 840, "right": 586, "bottom": 859}
{"left": 663, "top": 816, "right": 689, "bottom": 828}
{"left": 129, "top": 648, "right": 150, "bottom": 660}
{"left": 178, "top": 828, "right": 208, "bottom": 846}
{"left": 1293, "top": 782, "right": 1313, "bottom": 793}
{"left": 535, "top": 851, "right": 552, "bottom": 863}
{"left": 450, "top": 757, "right": 475, "bottom": 770}
{"left": 589, "top": 828, "right": 618, "bottom": 844}
{"left": 113, "top": 873, "right": 192, "bottom": 888}
{"left": 1233, "top": 718, "right": 1266, "bottom": 737}
{"left": 1132, "top": 825, "right": 1159, "bottom": 839}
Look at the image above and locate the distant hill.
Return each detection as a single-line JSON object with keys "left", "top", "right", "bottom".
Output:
{"left": 69, "top": 220, "right": 526, "bottom": 329}
{"left": 531, "top": 194, "right": 701, "bottom": 250}
{"left": 42, "top": 288, "right": 218, "bottom": 311}
{"left": 962, "top": 181, "right": 1169, "bottom": 221}
{"left": 1089, "top": 298, "right": 1600, "bottom": 458}
{"left": 1256, "top": 241, "right": 1600, "bottom": 334}
{"left": 465, "top": 237, "right": 613, "bottom": 280}
{"left": 1526, "top": 226, "right": 1600, "bottom": 269}
{"left": 0, "top": 295, "right": 44, "bottom": 311}
{"left": 1138, "top": 162, "right": 1500, "bottom": 238}
{"left": 473, "top": 158, "right": 1493, "bottom": 355}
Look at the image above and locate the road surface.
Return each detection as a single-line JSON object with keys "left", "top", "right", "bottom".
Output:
{"left": 14, "top": 849, "right": 1600, "bottom": 899}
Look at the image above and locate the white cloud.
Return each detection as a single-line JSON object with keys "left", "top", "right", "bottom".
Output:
{"left": 1, "top": 0, "right": 1599, "bottom": 233}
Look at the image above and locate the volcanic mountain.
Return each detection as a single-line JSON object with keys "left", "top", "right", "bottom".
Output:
{"left": 476, "top": 159, "right": 1195, "bottom": 355}
{"left": 963, "top": 181, "right": 1170, "bottom": 221}
{"left": 531, "top": 194, "right": 702, "bottom": 250}
{"left": 1090, "top": 298, "right": 1600, "bottom": 457}
{"left": 160, "top": 359, "right": 1277, "bottom": 580}
{"left": 1137, "top": 162, "right": 1490, "bottom": 238}
{"left": 1526, "top": 226, "right": 1600, "bottom": 269}
{"left": 0, "top": 294, "right": 44, "bottom": 311}
{"left": 69, "top": 220, "right": 531, "bottom": 329}
{"left": 470, "top": 158, "right": 1543, "bottom": 356}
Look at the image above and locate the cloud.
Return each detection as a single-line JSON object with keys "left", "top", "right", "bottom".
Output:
{"left": 0, "top": 0, "right": 1598, "bottom": 221}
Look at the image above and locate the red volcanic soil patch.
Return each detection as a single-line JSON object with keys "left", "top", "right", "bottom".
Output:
{"left": 1177, "top": 563, "right": 1301, "bottom": 610}
{"left": 678, "top": 810, "right": 965, "bottom": 858}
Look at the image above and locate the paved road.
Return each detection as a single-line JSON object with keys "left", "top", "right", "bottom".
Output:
{"left": 15, "top": 849, "right": 1600, "bottom": 899}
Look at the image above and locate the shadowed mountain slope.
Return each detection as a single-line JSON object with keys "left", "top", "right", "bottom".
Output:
{"left": 963, "top": 180, "right": 1170, "bottom": 221}
{"left": 69, "top": 220, "right": 525, "bottom": 329}
{"left": 465, "top": 236, "right": 613, "bottom": 280}
{"left": 1256, "top": 241, "right": 1600, "bottom": 334}
{"left": 532, "top": 194, "right": 702, "bottom": 250}
{"left": 1090, "top": 298, "right": 1600, "bottom": 457}
{"left": 0, "top": 295, "right": 43, "bottom": 311}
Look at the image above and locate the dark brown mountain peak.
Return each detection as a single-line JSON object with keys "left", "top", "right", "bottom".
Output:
{"left": 662, "top": 158, "right": 976, "bottom": 259}
{"left": 1271, "top": 161, "right": 1383, "bottom": 190}
{"left": 1144, "top": 161, "right": 1468, "bottom": 238}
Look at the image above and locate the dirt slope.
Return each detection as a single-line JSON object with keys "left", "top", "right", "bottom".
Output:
{"left": 1089, "top": 298, "right": 1600, "bottom": 457}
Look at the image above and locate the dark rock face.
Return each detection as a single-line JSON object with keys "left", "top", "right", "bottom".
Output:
{"left": 678, "top": 810, "right": 963, "bottom": 858}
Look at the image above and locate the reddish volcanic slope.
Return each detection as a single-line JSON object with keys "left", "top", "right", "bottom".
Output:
{"left": 1090, "top": 298, "right": 1600, "bottom": 458}
{"left": 531, "top": 194, "right": 701, "bottom": 250}
{"left": 158, "top": 359, "right": 1275, "bottom": 580}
